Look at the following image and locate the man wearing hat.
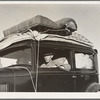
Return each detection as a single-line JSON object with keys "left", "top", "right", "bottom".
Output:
{"left": 40, "top": 52, "right": 56, "bottom": 68}
{"left": 40, "top": 52, "right": 71, "bottom": 71}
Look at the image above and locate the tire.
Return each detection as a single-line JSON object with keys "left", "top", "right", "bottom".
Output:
{"left": 85, "top": 82, "right": 100, "bottom": 92}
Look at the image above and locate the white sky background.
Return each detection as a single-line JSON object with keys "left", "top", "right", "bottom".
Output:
{"left": 0, "top": 2, "right": 100, "bottom": 67}
{"left": 0, "top": 1, "right": 100, "bottom": 98}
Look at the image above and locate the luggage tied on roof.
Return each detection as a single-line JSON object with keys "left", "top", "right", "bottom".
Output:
{"left": 3, "top": 15, "right": 77, "bottom": 37}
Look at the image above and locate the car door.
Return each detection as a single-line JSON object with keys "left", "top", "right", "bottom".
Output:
{"left": 37, "top": 68, "right": 76, "bottom": 92}
{"left": 74, "top": 51, "right": 98, "bottom": 92}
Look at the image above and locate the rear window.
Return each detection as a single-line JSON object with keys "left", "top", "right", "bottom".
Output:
{"left": 75, "top": 53, "right": 94, "bottom": 69}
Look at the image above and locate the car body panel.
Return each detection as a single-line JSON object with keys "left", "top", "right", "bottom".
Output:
{"left": 0, "top": 66, "right": 35, "bottom": 92}
{"left": 0, "top": 32, "right": 99, "bottom": 92}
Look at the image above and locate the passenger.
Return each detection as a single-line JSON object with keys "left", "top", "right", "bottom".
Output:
{"left": 40, "top": 52, "right": 71, "bottom": 71}
{"left": 17, "top": 57, "right": 29, "bottom": 64}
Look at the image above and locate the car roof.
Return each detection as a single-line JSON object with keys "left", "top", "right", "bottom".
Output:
{"left": 0, "top": 31, "right": 93, "bottom": 50}
{"left": 1, "top": 15, "right": 93, "bottom": 50}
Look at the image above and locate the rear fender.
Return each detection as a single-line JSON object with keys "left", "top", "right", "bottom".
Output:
{"left": 85, "top": 82, "right": 100, "bottom": 92}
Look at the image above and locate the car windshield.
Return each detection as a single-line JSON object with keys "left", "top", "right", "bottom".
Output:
{"left": 0, "top": 45, "right": 31, "bottom": 68}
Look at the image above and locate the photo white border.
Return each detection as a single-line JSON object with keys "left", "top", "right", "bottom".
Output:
{"left": 0, "top": 1, "right": 100, "bottom": 99}
{"left": 0, "top": 1, "right": 100, "bottom": 4}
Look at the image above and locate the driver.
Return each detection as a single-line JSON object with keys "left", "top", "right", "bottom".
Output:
{"left": 40, "top": 53, "right": 56, "bottom": 68}
{"left": 40, "top": 52, "right": 71, "bottom": 71}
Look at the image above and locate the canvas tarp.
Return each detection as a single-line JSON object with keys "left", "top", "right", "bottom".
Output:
{"left": 3, "top": 15, "right": 59, "bottom": 37}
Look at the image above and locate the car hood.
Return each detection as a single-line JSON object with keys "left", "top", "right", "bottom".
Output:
{"left": 0, "top": 65, "right": 33, "bottom": 78}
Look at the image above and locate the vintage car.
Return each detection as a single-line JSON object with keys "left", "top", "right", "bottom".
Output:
{"left": 0, "top": 15, "right": 100, "bottom": 92}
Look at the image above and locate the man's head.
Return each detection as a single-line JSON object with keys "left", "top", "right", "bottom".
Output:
{"left": 43, "top": 53, "right": 54, "bottom": 63}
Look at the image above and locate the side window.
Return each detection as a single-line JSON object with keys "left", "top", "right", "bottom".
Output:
{"left": 0, "top": 47, "right": 31, "bottom": 68}
{"left": 75, "top": 52, "right": 94, "bottom": 69}
{"left": 39, "top": 47, "right": 71, "bottom": 71}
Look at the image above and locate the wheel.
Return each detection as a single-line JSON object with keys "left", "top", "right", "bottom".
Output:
{"left": 85, "top": 82, "right": 100, "bottom": 92}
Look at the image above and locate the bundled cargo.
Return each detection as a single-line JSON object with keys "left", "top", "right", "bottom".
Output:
{"left": 3, "top": 15, "right": 59, "bottom": 37}
{"left": 3, "top": 15, "right": 78, "bottom": 37}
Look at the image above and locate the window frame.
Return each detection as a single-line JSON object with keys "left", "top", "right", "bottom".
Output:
{"left": 37, "top": 41, "right": 95, "bottom": 73}
{"left": 74, "top": 48, "right": 96, "bottom": 72}
{"left": 38, "top": 41, "right": 75, "bottom": 72}
{"left": 0, "top": 40, "right": 33, "bottom": 68}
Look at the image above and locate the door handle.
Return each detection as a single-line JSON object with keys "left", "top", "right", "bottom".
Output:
{"left": 72, "top": 75, "right": 77, "bottom": 78}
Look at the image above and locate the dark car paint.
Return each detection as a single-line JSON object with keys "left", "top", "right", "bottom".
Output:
{"left": 37, "top": 68, "right": 99, "bottom": 92}
{"left": 0, "top": 40, "right": 99, "bottom": 92}
{"left": 0, "top": 65, "right": 99, "bottom": 92}
{"left": 0, "top": 66, "right": 35, "bottom": 92}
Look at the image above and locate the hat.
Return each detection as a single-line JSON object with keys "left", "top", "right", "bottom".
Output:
{"left": 43, "top": 52, "right": 53, "bottom": 56}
